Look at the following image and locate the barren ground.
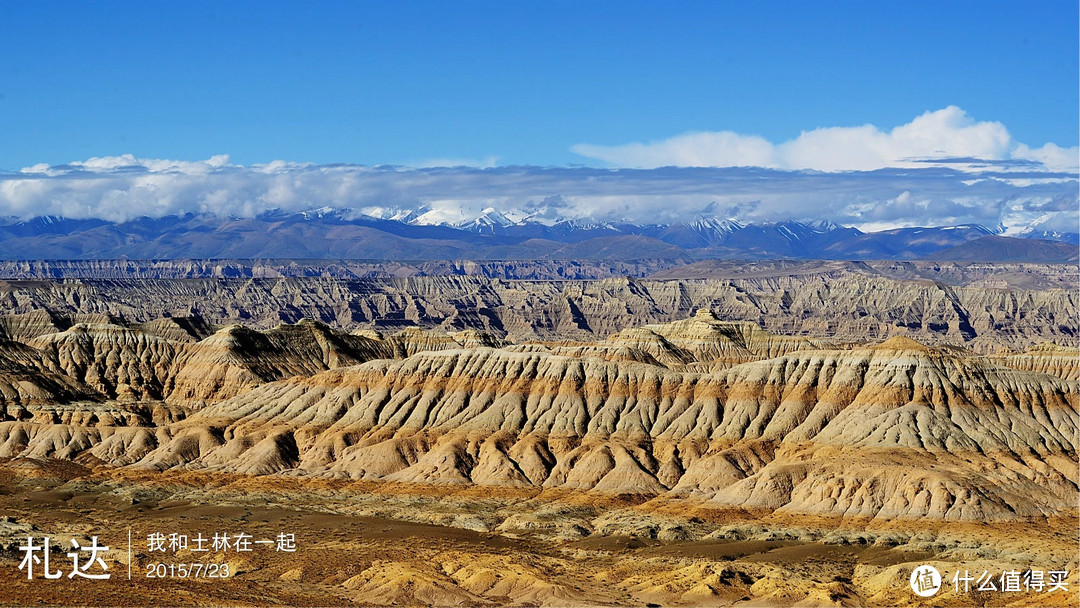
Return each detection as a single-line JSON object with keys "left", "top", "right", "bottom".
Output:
{"left": 1, "top": 460, "right": 1075, "bottom": 607}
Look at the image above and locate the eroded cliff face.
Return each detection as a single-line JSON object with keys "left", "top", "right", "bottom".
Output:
{"left": 1, "top": 298, "right": 1077, "bottom": 607}
{"left": 993, "top": 342, "right": 1080, "bottom": 382}
{"left": 0, "top": 263, "right": 1074, "bottom": 353}
{"left": 0, "top": 310, "right": 1074, "bottom": 524}
{"left": 141, "top": 338, "right": 1077, "bottom": 521}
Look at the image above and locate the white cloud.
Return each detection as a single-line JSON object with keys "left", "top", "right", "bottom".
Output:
{"left": 0, "top": 107, "right": 1076, "bottom": 233}
{"left": 573, "top": 106, "right": 1074, "bottom": 173}
{"left": 54, "top": 153, "right": 235, "bottom": 175}
{"left": 572, "top": 132, "right": 775, "bottom": 169}
{"left": 1012, "top": 142, "right": 1080, "bottom": 173}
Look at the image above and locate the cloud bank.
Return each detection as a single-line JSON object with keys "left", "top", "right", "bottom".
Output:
{"left": 572, "top": 106, "right": 1079, "bottom": 173}
{"left": 0, "top": 108, "right": 1075, "bottom": 234}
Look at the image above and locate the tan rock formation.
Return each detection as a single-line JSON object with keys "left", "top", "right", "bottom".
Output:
{"left": 0, "top": 263, "right": 1074, "bottom": 351}
{"left": 31, "top": 323, "right": 178, "bottom": 401}
{"left": 163, "top": 320, "right": 392, "bottom": 404}
{"left": 4, "top": 333, "right": 1062, "bottom": 523}
{"left": 0, "top": 307, "right": 1074, "bottom": 527}
{"left": 992, "top": 341, "right": 1079, "bottom": 381}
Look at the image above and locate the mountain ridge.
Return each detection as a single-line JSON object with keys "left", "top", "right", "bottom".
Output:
{"left": 0, "top": 210, "right": 1069, "bottom": 261}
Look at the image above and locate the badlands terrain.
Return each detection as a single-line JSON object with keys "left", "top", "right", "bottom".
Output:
{"left": 0, "top": 261, "right": 1075, "bottom": 606}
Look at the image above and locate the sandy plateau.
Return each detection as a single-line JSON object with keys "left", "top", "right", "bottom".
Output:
{"left": 0, "top": 267, "right": 1075, "bottom": 607}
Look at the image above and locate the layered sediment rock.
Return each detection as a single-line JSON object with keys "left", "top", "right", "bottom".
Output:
{"left": 31, "top": 324, "right": 178, "bottom": 401}
{"left": 0, "top": 264, "right": 1074, "bottom": 351}
{"left": 162, "top": 321, "right": 392, "bottom": 404}
{"left": 993, "top": 342, "right": 1079, "bottom": 382}
{"left": 0, "top": 318, "right": 515, "bottom": 408}
{"left": 1, "top": 320, "right": 1071, "bottom": 522}
{"left": 0, "top": 338, "right": 100, "bottom": 409}
{"left": 133, "top": 336, "right": 1071, "bottom": 523}
{"left": 0, "top": 304, "right": 1074, "bottom": 523}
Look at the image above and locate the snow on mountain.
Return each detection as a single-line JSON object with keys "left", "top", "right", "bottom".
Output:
{"left": 938, "top": 223, "right": 998, "bottom": 234}
{"left": 1018, "top": 229, "right": 1080, "bottom": 245}
{"left": 298, "top": 206, "right": 350, "bottom": 220}
{"left": 771, "top": 220, "right": 849, "bottom": 242}
{"left": 686, "top": 217, "right": 743, "bottom": 236}
{"left": 455, "top": 207, "right": 518, "bottom": 233}
{"left": 803, "top": 220, "right": 845, "bottom": 232}
{"left": 551, "top": 219, "right": 622, "bottom": 232}
{"left": 390, "top": 206, "right": 432, "bottom": 224}
{"left": 410, "top": 206, "right": 471, "bottom": 226}
{"left": 0, "top": 205, "right": 1039, "bottom": 261}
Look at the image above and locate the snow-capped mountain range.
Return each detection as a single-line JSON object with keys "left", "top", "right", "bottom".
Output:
{"left": 0, "top": 206, "right": 1072, "bottom": 262}
{"left": 357, "top": 205, "right": 849, "bottom": 241}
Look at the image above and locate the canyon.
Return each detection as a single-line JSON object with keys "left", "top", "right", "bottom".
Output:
{"left": 0, "top": 263, "right": 1076, "bottom": 606}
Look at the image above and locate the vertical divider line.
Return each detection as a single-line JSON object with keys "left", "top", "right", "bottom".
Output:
{"left": 127, "top": 527, "right": 132, "bottom": 580}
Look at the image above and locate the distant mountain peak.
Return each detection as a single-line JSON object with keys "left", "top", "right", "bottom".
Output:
{"left": 802, "top": 219, "right": 845, "bottom": 232}
{"left": 686, "top": 216, "right": 742, "bottom": 232}
{"left": 300, "top": 206, "right": 340, "bottom": 219}
{"left": 456, "top": 208, "right": 518, "bottom": 233}
{"left": 387, "top": 205, "right": 432, "bottom": 224}
{"left": 1018, "top": 227, "right": 1080, "bottom": 246}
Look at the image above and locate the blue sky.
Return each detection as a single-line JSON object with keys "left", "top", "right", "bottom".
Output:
{"left": 0, "top": 1, "right": 1076, "bottom": 232}
{"left": 1, "top": 1, "right": 1076, "bottom": 169}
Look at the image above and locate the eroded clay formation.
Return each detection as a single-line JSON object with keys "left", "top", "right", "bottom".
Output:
{"left": 0, "top": 307, "right": 1074, "bottom": 524}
